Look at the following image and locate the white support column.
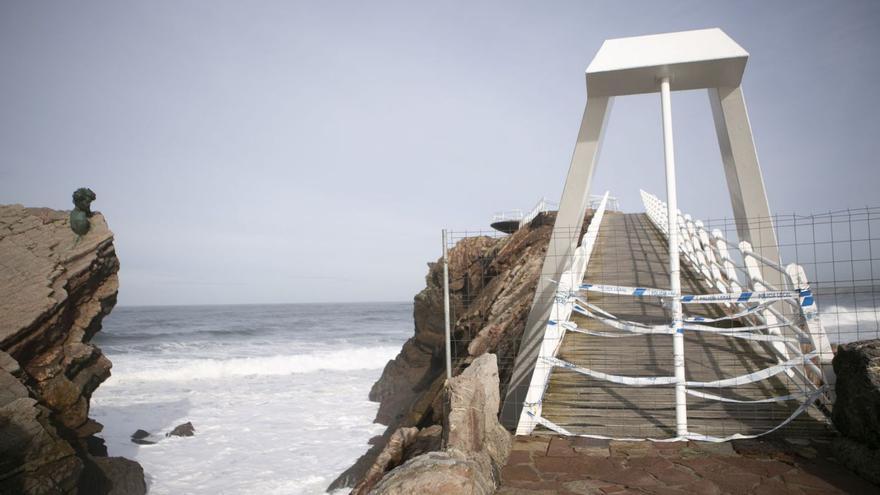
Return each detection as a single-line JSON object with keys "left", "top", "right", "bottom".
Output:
{"left": 660, "top": 77, "right": 688, "bottom": 438}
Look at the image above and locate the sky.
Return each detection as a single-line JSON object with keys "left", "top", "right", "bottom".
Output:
{"left": 1, "top": 1, "right": 879, "bottom": 306}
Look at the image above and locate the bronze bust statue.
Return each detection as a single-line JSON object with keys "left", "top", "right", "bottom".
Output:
{"left": 70, "top": 188, "right": 96, "bottom": 236}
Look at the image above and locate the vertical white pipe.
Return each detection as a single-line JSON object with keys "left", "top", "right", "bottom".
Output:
{"left": 442, "top": 229, "right": 452, "bottom": 380}
{"left": 660, "top": 77, "right": 687, "bottom": 437}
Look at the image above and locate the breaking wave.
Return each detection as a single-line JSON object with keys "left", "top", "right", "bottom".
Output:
{"left": 105, "top": 345, "right": 399, "bottom": 384}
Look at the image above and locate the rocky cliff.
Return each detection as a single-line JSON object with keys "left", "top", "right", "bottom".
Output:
{"left": 331, "top": 211, "right": 592, "bottom": 492}
{"left": 0, "top": 204, "right": 145, "bottom": 494}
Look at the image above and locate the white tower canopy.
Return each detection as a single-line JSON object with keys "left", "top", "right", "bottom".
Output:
{"left": 586, "top": 28, "right": 749, "bottom": 97}
{"left": 502, "top": 28, "right": 786, "bottom": 433}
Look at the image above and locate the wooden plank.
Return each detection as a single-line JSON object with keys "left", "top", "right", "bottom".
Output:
{"left": 539, "top": 212, "right": 830, "bottom": 438}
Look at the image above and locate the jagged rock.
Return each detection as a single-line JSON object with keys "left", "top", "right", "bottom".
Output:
{"left": 130, "top": 429, "right": 157, "bottom": 445}
{"left": 331, "top": 213, "right": 569, "bottom": 491}
{"left": 349, "top": 425, "right": 442, "bottom": 495}
{"left": 350, "top": 427, "right": 418, "bottom": 495}
{"left": 370, "top": 450, "right": 493, "bottom": 495}
{"left": 832, "top": 339, "right": 880, "bottom": 448}
{"left": 167, "top": 421, "right": 195, "bottom": 437}
{"left": 91, "top": 457, "right": 147, "bottom": 495}
{"left": 443, "top": 353, "right": 511, "bottom": 474}
{"left": 831, "top": 436, "right": 880, "bottom": 486}
{"left": 370, "top": 354, "right": 510, "bottom": 495}
{"left": 0, "top": 204, "right": 143, "bottom": 493}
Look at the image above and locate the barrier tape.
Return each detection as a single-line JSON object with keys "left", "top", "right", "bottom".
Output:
{"left": 570, "top": 303, "right": 673, "bottom": 335}
{"left": 580, "top": 283, "right": 674, "bottom": 297}
{"left": 577, "top": 283, "right": 804, "bottom": 305}
{"left": 525, "top": 385, "right": 825, "bottom": 443}
{"left": 552, "top": 320, "right": 667, "bottom": 338}
{"left": 542, "top": 352, "right": 817, "bottom": 390}
{"left": 685, "top": 389, "right": 811, "bottom": 404}
{"left": 541, "top": 356, "right": 679, "bottom": 386}
{"left": 564, "top": 296, "right": 804, "bottom": 344}
{"left": 685, "top": 352, "right": 818, "bottom": 388}
{"left": 684, "top": 301, "right": 775, "bottom": 323}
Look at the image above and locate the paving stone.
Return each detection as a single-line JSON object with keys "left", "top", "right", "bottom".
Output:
{"left": 721, "top": 456, "right": 796, "bottom": 479}
{"left": 513, "top": 436, "right": 551, "bottom": 453}
{"left": 781, "top": 470, "right": 842, "bottom": 492}
{"left": 497, "top": 435, "right": 876, "bottom": 494}
{"left": 731, "top": 439, "right": 786, "bottom": 458}
{"left": 651, "top": 465, "right": 699, "bottom": 486}
{"left": 681, "top": 478, "right": 722, "bottom": 495}
{"left": 594, "top": 468, "right": 657, "bottom": 488}
{"left": 506, "top": 450, "right": 533, "bottom": 466}
{"left": 501, "top": 464, "right": 542, "bottom": 483}
{"left": 688, "top": 440, "right": 737, "bottom": 456}
{"left": 699, "top": 468, "right": 763, "bottom": 495}
{"left": 625, "top": 455, "right": 674, "bottom": 475}
{"left": 562, "top": 479, "right": 617, "bottom": 495}
{"left": 547, "top": 436, "right": 578, "bottom": 457}
{"left": 532, "top": 456, "right": 590, "bottom": 474}
{"left": 608, "top": 440, "right": 656, "bottom": 457}
{"left": 571, "top": 437, "right": 611, "bottom": 456}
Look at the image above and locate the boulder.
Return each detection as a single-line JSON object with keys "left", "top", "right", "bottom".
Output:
{"left": 130, "top": 430, "right": 158, "bottom": 445}
{"left": 370, "top": 450, "right": 493, "bottom": 495}
{"left": 832, "top": 339, "right": 880, "bottom": 448}
{"left": 167, "top": 421, "right": 195, "bottom": 437}
{"left": 370, "top": 353, "right": 511, "bottom": 495}
{"left": 91, "top": 457, "right": 147, "bottom": 495}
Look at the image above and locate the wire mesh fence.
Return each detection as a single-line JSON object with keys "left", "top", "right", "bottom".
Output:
{"left": 441, "top": 197, "right": 880, "bottom": 441}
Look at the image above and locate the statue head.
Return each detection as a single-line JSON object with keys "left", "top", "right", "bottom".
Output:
{"left": 72, "top": 188, "right": 96, "bottom": 216}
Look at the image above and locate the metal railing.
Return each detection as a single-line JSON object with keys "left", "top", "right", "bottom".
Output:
{"left": 515, "top": 191, "right": 611, "bottom": 435}
{"left": 492, "top": 195, "right": 619, "bottom": 230}
{"left": 640, "top": 190, "right": 834, "bottom": 394}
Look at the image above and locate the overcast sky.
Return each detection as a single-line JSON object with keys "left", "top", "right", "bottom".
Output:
{"left": 2, "top": 1, "right": 878, "bottom": 306}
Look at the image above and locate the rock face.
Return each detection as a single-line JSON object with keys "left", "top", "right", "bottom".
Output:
{"left": 331, "top": 212, "right": 591, "bottom": 492}
{"left": 370, "top": 354, "right": 511, "bottom": 495}
{"left": 831, "top": 339, "right": 880, "bottom": 484}
{"left": 0, "top": 204, "right": 145, "bottom": 494}
{"left": 167, "top": 421, "right": 195, "bottom": 437}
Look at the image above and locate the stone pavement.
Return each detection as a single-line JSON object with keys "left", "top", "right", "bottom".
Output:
{"left": 497, "top": 435, "right": 877, "bottom": 495}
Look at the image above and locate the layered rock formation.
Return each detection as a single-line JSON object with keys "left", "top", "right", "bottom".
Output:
{"left": 0, "top": 204, "right": 145, "bottom": 494}
{"left": 369, "top": 354, "right": 510, "bottom": 495}
{"left": 831, "top": 339, "right": 880, "bottom": 484}
{"left": 331, "top": 212, "right": 592, "bottom": 492}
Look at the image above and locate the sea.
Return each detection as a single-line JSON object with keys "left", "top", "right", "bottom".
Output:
{"left": 90, "top": 302, "right": 412, "bottom": 495}
{"left": 89, "top": 293, "right": 880, "bottom": 494}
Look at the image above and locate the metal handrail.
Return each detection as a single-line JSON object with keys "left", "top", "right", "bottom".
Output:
{"left": 639, "top": 189, "right": 834, "bottom": 394}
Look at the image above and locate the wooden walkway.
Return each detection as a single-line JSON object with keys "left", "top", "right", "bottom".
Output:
{"left": 539, "top": 212, "right": 829, "bottom": 439}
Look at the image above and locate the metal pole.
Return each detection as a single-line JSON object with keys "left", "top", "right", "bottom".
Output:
{"left": 660, "top": 76, "right": 688, "bottom": 437}
{"left": 442, "top": 229, "right": 452, "bottom": 380}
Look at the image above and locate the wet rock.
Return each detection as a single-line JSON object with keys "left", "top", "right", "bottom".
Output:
{"left": 167, "top": 421, "right": 195, "bottom": 437}
{"left": 130, "top": 430, "right": 158, "bottom": 445}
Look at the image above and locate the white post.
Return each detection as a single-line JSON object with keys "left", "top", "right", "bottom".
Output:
{"left": 442, "top": 229, "right": 452, "bottom": 380}
{"left": 660, "top": 77, "right": 687, "bottom": 438}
